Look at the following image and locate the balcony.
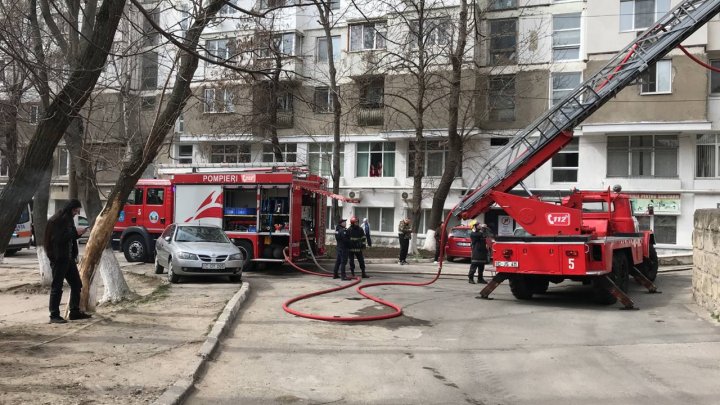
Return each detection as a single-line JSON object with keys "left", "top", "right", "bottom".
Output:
{"left": 276, "top": 111, "right": 294, "bottom": 129}
{"left": 357, "top": 107, "right": 384, "bottom": 127}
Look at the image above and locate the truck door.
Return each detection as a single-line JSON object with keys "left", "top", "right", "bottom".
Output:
{"left": 144, "top": 187, "right": 168, "bottom": 234}
{"left": 119, "top": 187, "right": 145, "bottom": 228}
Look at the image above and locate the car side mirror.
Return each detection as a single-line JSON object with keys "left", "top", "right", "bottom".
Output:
{"left": 164, "top": 236, "right": 171, "bottom": 242}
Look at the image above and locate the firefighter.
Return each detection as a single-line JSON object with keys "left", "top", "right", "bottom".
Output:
{"left": 347, "top": 216, "right": 369, "bottom": 278}
{"left": 469, "top": 221, "right": 492, "bottom": 284}
{"left": 333, "top": 218, "right": 351, "bottom": 280}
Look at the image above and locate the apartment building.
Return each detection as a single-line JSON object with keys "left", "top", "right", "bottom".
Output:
{"left": 2, "top": 0, "right": 717, "bottom": 249}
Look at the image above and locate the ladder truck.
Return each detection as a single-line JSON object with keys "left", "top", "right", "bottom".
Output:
{"left": 453, "top": 0, "right": 720, "bottom": 309}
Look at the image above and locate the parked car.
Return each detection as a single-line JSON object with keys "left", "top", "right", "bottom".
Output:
{"left": 75, "top": 215, "right": 89, "bottom": 244}
{"left": 154, "top": 224, "right": 243, "bottom": 283}
{"left": 445, "top": 226, "right": 472, "bottom": 262}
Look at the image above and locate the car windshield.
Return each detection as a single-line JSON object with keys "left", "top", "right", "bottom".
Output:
{"left": 175, "top": 226, "right": 230, "bottom": 243}
{"left": 451, "top": 228, "right": 471, "bottom": 238}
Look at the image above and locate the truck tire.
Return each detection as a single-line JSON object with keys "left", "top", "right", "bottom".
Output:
{"left": 532, "top": 278, "right": 550, "bottom": 294}
{"left": 123, "top": 235, "right": 147, "bottom": 262}
{"left": 509, "top": 275, "right": 534, "bottom": 300}
{"left": 237, "top": 240, "right": 256, "bottom": 272}
{"left": 593, "top": 252, "right": 630, "bottom": 305}
{"left": 640, "top": 245, "right": 659, "bottom": 281}
{"left": 4, "top": 249, "right": 19, "bottom": 257}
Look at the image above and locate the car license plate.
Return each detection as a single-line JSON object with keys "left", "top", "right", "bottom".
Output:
{"left": 495, "top": 261, "right": 519, "bottom": 268}
{"left": 202, "top": 263, "right": 226, "bottom": 270}
{"left": 457, "top": 242, "right": 471, "bottom": 247}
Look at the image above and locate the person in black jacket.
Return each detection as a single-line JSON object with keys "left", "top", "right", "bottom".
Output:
{"left": 333, "top": 218, "right": 351, "bottom": 280}
{"left": 45, "top": 199, "right": 91, "bottom": 323}
{"left": 469, "top": 222, "right": 493, "bottom": 284}
{"left": 348, "top": 217, "right": 369, "bottom": 278}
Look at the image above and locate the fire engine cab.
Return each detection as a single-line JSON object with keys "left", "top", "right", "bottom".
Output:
{"left": 113, "top": 168, "right": 351, "bottom": 270}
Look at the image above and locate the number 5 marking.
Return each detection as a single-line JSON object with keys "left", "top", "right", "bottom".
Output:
{"left": 568, "top": 258, "right": 575, "bottom": 270}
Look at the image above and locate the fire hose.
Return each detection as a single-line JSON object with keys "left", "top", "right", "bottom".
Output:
{"left": 282, "top": 213, "right": 454, "bottom": 322}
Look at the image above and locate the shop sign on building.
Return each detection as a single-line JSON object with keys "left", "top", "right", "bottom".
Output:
{"left": 628, "top": 194, "right": 681, "bottom": 215}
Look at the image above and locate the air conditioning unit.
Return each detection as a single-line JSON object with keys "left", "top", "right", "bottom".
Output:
{"left": 348, "top": 190, "right": 362, "bottom": 202}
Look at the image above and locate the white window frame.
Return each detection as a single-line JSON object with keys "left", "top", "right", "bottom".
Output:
{"left": 56, "top": 146, "right": 69, "bottom": 177}
{"left": 30, "top": 105, "right": 40, "bottom": 125}
{"left": 308, "top": 143, "right": 344, "bottom": 177}
{"left": 409, "top": 18, "right": 452, "bottom": 48}
{"left": 349, "top": 22, "right": 386, "bottom": 51}
{"left": 640, "top": 59, "right": 672, "bottom": 95}
{"left": 551, "top": 71, "right": 582, "bottom": 107}
{"left": 177, "top": 144, "right": 193, "bottom": 164}
{"left": 488, "top": 75, "right": 515, "bottom": 121}
{"left": 206, "top": 39, "right": 231, "bottom": 61}
{"left": 204, "top": 88, "right": 234, "bottom": 113}
{"left": 408, "top": 140, "right": 461, "bottom": 178}
{"left": 551, "top": 138, "right": 579, "bottom": 183}
{"left": 607, "top": 135, "right": 678, "bottom": 178}
{"left": 488, "top": 18, "right": 517, "bottom": 65}
{"left": 489, "top": 0, "right": 516, "bottom": 10}
{"left": 353, "top": 207, "right": 395, "bottom": 233}
{"left": 552, "top": 13, "right": 581, "bottom": 61}
{"left": 317, "top": 35, "right": 341, "bottom": 63}
{"left": 204, "top": 88, "right": 216, "bottom": 113}
{"left": 314, "top": 87, "right": 334, "bottom": 113}
{"left": 696, "top": 134, "right": 719, "bottom": 178}
{"left": 636, "top": 215, "right": 677, "bottom": 244}
{"left": 175, "top": 114, "right": 185, "bottom": 133}
{"left": 262, "top": 143, "right": 297, "bottom": 163}
{"left": 210, "top": 144, "right": 251, "bottom": 164}
{"left": 620, "top": 0, "right": 671, "bottom": 32}
{"left": 277, "top": 92, "right": 293, "bottom": 112}
{"left": 356, "top": 142, "right": 395, "bottom": 177}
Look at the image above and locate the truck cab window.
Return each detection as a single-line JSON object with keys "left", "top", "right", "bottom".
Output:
{"left": 147, "top": 188, "right": 164, "bottom": 205}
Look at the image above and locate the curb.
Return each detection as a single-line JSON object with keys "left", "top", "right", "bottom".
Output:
{"left": 152, "top": 282, "right": 250, "bottom": 405}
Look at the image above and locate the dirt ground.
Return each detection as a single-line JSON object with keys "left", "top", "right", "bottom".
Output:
{"left": 0, "top": 260, "right": 240, "bottom": 405}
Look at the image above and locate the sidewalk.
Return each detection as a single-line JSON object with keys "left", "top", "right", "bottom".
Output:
{"left": 0, "top": 250, "right": 247, "bottom": 405}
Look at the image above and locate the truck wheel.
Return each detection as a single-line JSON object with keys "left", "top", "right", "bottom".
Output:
{"left": 237, "top": 240, "right": 256, "bottom": 272}
{"left": 532, "top": 278, "right": 550, "bottom": 294}
{"left": 611, "top": 253, "right": 630, "bottom": 293}
{"left": 509, "top": 275, "right": 534, "bottom": 300}
{"left": 228, "top": 274, "right": 242, "bottom": 283}
{"left": 123, "top": 235, "right": 147, "bottom": 262}
{"left": 641, "top": 246, "right": 659, "bottom": 281}
{"left": 4, "top": 249, "right": 19, "bottom": 257}
{"left": 167, "top": 259, "right": 180, "bottom": 283}
{"left": 592, "top": 278, "right": 617, "bottom": 305}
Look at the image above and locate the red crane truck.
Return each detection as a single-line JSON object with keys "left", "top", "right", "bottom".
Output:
{"left": 452, "top": 0, "right": 720, "bottom": 308}
{"left": 113, "top": 168, "right": 355, "bottom": 270}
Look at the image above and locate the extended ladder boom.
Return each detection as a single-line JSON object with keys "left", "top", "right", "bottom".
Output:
{"left": 455, "top": 0, "right": 720, "bottom": 220}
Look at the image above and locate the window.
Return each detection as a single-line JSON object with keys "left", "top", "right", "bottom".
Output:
{"left": 490, "top": 137, "right": 510, "bottom": 146}
{"left": 56, "top": 147, "right": 69, "bottom": 176}
{"left": 308, "top": 143, "right": 344, "bottom": 177}
{"left": 142, "top": 10, "right": 160, "bottom": 46}
{"left": 409, "top": 18, "right": 452, "bottom": 48}
{"left": 697, "top": 134, "right": 719, "bottom": 177}
{"left": 317, "top": 36, "right": 341, "bottom": 63}
{"left": 211, "top": 144, "right": 251, "bottom": 163}
{"left": 607, "top": 135, "right": 678, "bottom": 177}
{"left": 551, "top": 72, "right": 581, "bottom": 106}
{"left": 178, "top": 3, "right": 191, "bottom": 38}
{"left": 408, "top": 140, "right": 462, "bottom": 177}
{"left": 349, "top": 22, "right": 386, "bottom": 51}
{"left": 353, "top": 207, "right": 394, "bottom": 232}
{"left": 488, "top": 75, "right": 515, "bottom": 121}
{"left": 141, "top": 51, "right": 158, "bottom": 90}
{"left": 277, "top": 92, "right": 293, "bottom": 112}
{"left": 641, "top": 60, "right": 672, "bottom": 94}
{"left": 620, "top": 0, "right": 671, "bottom": 31}
{"left": 204, "top": 88, "right": 234, "bottom": 113}
{"left": 141, "top": 96, "right": 156, "bottom": 110}
{"left": 0, "top": 150, "right": 8, "bottom": 176}
{"left": 146, "top": 188, "right": 164, "bottom": 205}
{"left": 178, "top": 145, "right": 193, "bottom": 164}
{"left": 417, "top": 209, "right": 450, "bottom": 235}
{"left": 489, "top": 0, "right": 516, "bottom": 10}
{"left": 357, "top": 142, "right": 395, "bottom": 177}
{"left": 220, "top": 0, "right": 239, "bottom": 14}
{"left": 206, "top": 39, "right": 234, "bottom": 62}
{"left": 314, "top": 87, "right": 334, "bottom": 113}
{"left": 489, "top": 19, "right": 517, "bottom": 65}
{"left": 175, "top": 114, "right": 185, "bottom": 133}
{"left": 262, "top": 143, "right": 297, "bottom": 162}
{"left": 711, "top": 60, "right": 720, "bottom": 94}
{"left": 637, "top": 215, "right": 676, "bottom": 244}
{"left": 552, "top": 138, "right": 579, "bottom": 182}
{"left": 330, "top": 0, "right": 340, "bottom": 10}
{"left": 553, "top": 13, "right": 581, "bottom": 61}
{"left": 127, "top": 188, "right": 144, "bottom": 205}
{"left": 260, "top": 33, "right": 297, "bottom": 57}
{"left": 258, "top": 0, "right": 288, "bottom": 10}
{"left": 359, "top": 79, "right": 384, "bottom": 109}
{"left": 30, "top": 105, "right": 40, "bottom": 125}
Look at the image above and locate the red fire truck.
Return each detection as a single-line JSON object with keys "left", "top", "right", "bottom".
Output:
{"left": 452, "top": 0, "right": 720, "bottom": 308}
{"left": 113, "top": 168, "right": 352, "bottom": 270}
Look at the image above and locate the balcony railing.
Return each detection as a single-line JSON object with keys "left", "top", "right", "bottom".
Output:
{"left": 276, "top": 111, "right": 293, "bottom": 129}
{"left": 357, "top": 106, "right": 384, "bottom": 127}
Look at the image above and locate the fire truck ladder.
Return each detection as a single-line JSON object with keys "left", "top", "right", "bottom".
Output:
{"left": 455, "top": 0, "right": 720, "bottom": 221}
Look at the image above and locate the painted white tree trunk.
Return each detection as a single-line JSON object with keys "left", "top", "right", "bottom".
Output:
{"left": 36, "top": 246, "right": 53, "bottom": 286}
{"left": 98, "top": 247, "right": 135, "bottom": 304}
{"left": 410, "top": 234, "right": 419, "bottom": 256}
{"left": 0, "top": 253, "right": 3, "bottom": 264}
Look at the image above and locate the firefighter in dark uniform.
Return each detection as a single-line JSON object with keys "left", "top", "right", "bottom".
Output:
{"left": 347, "top": 216, "right": 369, "bottom": 278}
{"left": 333, "top": 218, "right": 350, "bottom": 280}
{"left": 469, "top": 222, "right": 493, "bottom": 284}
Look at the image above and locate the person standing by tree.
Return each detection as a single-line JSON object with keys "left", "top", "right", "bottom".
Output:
{"left": 362, "top": 218, "right": 372, "bottom": 247}
{"left": 45, "top": 199, "right": 91, "bottom": 323}
{"left": 433, "top": 220, "right": 444, "bottom": 264}
{"left": 348, "top": 216, "right": 369, "bottom": 278}
{"left": 333, "top": 218, "right": 350, "bottom": 280}
{"left": 398, "top": 218, "right": 412, "bottom": 265}
{"left": 469, "top": 222, "right": 492, "bottom": 284}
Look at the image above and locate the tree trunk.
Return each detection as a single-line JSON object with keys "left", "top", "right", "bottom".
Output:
{"left": 78, "top": 0, "right": 227, "bottom": 311}
{"left": 34, "top": 164, "right": 53, "bottom": 285}
{"left": 0, "top": 0, "right": 127, "bottom": 255}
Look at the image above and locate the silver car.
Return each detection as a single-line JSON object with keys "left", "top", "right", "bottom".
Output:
{"left": 154, "top": 224, "right": 243, "bottom": 283}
